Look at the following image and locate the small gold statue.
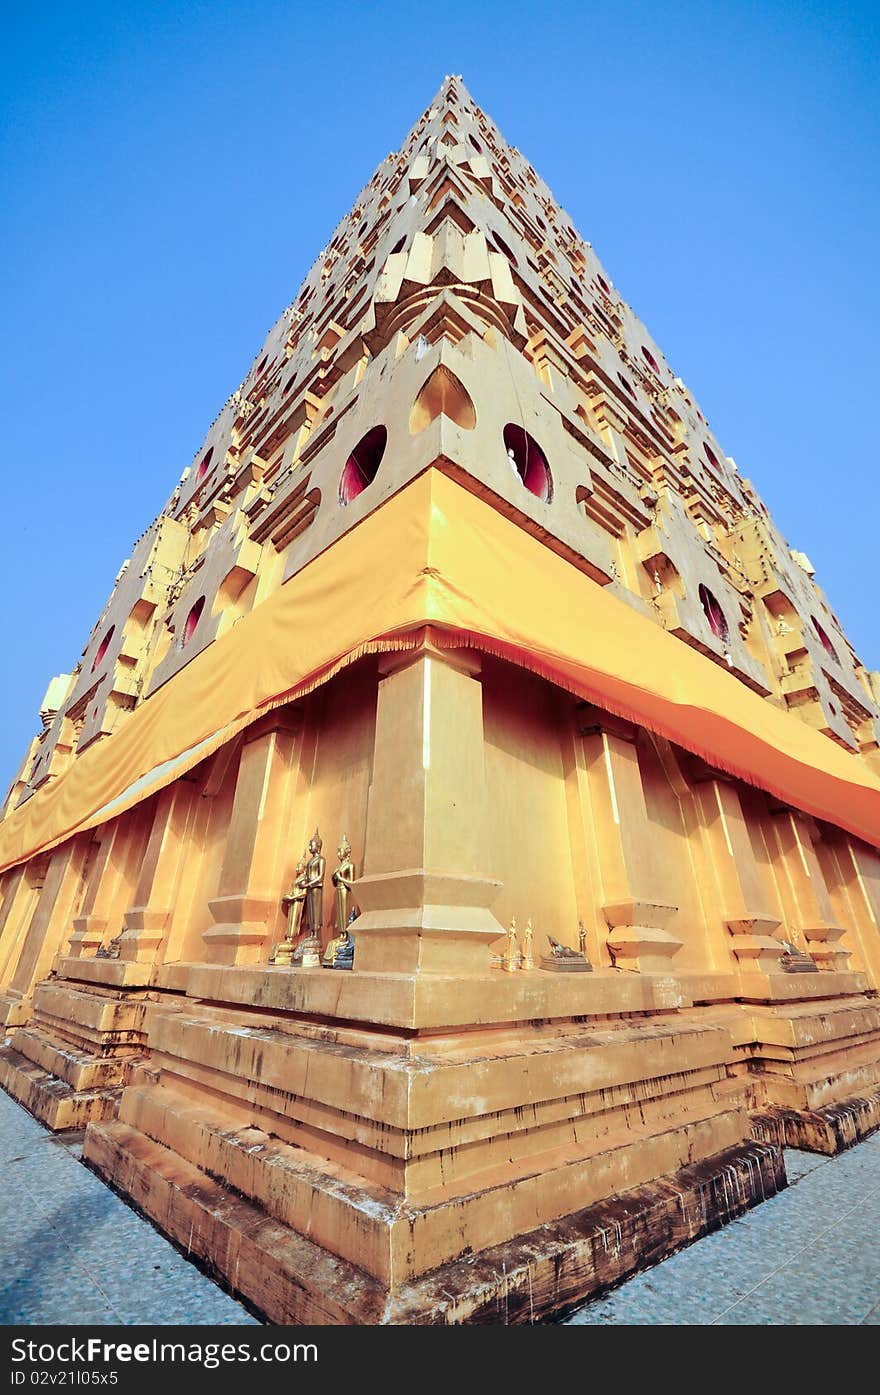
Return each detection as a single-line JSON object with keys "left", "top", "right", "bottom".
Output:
{"left": 274, "top": 855, "right": 308, "bottom": 965}
{"left": 321, "top": 835, "right": 358, "bottom": 969}
{"left": 541, "top": 932, "right": 593, "bottom": 973}
{"left": 578, "top": 920, "right": 588, "bottom": 958}
{"left": 502, "top": 917, "right": 520, "bottom": 973}
{"left": 778, "top": 938, "right": 819, "bottom": 974}
{"left": 521, "top": 917, "right": 535, "bottom": 971}
{"left": 323, "top": 926, "right": 355, "bottom": 968}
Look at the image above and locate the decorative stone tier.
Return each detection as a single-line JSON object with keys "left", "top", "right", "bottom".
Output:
{"left": 0, "top": 958, "right": 163, "bottom": 1130}
{"left": 0, "top": 988, "right": 34, "bottom": 1032}
{"left": 84, "top": 1113, "right": 783, "bottom": 1324}
{"left": 752, "top": 1089, "right": 880, "bottom": 1155}
{"left": 77, "top": 962, "right": 768, "bottom": 1322}
{"left": 695, "top": 974, "right": 880, "bottom": 1130}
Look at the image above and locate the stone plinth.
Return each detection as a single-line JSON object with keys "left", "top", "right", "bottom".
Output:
{"left": 83, "top": 961, "right": 774, "bottom": 1323}
{"left": 0, "top": 956, "right": 161, "bottom": 1130}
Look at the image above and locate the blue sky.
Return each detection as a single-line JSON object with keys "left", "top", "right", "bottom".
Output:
{"left": 0, "top": 0, "right": 877, "bottom": 786}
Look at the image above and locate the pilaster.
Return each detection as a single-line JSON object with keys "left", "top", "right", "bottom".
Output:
{"left": 203, "top": 710, "right": 301, "bottom": 964}
{"left": 353, "top": 636, "right": 504, "bottom": 973}
{"left": 690, "top": 772, "right": 784, "bottom": 974}
{"left": 119, "top": 780, "right": 200, "bottom": 963}
{"left": 0, "top": 840, "right": 90, "bottom": 1027}
{"left": 577, "top": 705, "right": 680, "bottom": 972}
{"left": 768, "top": 809, "right": 851, "bottom": 970}
{"left": 66, "top": 821, "right": 130, "bottom": 959}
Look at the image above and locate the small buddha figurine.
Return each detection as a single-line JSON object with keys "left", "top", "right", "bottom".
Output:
{"left": 541, "top": 932, "right": 592, "bottom": 973}
{"left": 502, "top": 917, "right": 520, "bottom": 973}
{"left": 323, "top": 926, "right": 355, "bottom": 969}
{"left": 547, "top": 934, "right": 580, "bottom": 959}
{"left": 521, "top": 918, "right": 535, "bottom": 971}
{"left": 331, "top": 835, "right": 355, "bottom": 935}
{"left": 293, "top": 830, "right": 326, "bottom": 968}
{"left": 274, "top": 855, "right": 308, "bottom": 965}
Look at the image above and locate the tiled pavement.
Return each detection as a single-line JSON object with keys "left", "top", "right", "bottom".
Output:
{"left": 1, "top": 1083, "right": 878, "bottom": 1325}
{"left": 0, "top": 1091, "right": 256, "bottom": 1325}
{"left": 565, "top": 1137, "right": 880, "bottom": 1325}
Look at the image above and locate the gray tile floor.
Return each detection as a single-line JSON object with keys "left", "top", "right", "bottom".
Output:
{"left": 1, "top": 1082, "right": 878, "bottom": 1326}
{"left": 565, "top": 1136, "right": 880, "bottom": 1325}
{"left": 0, "top": 1091, "right": 256, "bottom": 1325}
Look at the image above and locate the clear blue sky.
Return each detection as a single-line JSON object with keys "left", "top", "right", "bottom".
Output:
{"left": 0, "top": 1, "right": 877, "bottom": 786}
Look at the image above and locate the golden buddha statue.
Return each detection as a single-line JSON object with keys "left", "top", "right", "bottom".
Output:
{"left": 303, "top": 830, "right": 326, "bottom": 936}
{"left": 323, "top": 926, "right": 355, "bottom": 968}
{"left": 331, "top": 834, "right": 355, "bottom": 934}
{"left": 274, "top": 855, "right": 308, "bottom": 965}
{"left": 289, "top": 830, "right": 326, "bottom": 969}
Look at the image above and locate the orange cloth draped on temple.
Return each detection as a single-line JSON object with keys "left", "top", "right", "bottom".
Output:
{"left": 1, "top": 467, "right": 879, "bottom": 875}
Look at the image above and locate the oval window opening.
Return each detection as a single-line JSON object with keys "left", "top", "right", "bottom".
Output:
{"left": 699, "top": 583, "right": 729, "bottom": 644}
{"left": 489, "top": 231, "right": 517, "bottom": 266}
{"left": 196, "top": 448, "right": 213, "bottom": 482}
{"left": 390, "top": 236, "right": 406, "bottom": 255}
{"left": 703, "top": 442, "right": 722, "bottom": 471}
{"left": 641, "top": 345, "right": 659, "bottom": 373}
{"left": 812, "top": 616, "right": 838, "bottom": 662}
{"left": 91, "top": 626, "right": 115, "bottom": 672}
{"left": 503, "top": 424, "right": 553, "bottom": 502}
{"left": 182, "top": 597, "right": 205, "bottom": 648}
{"left": 339, "top": 426, "right": 388, "bottom": 506}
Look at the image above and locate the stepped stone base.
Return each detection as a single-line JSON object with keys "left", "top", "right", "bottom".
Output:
{"left": 0, "top": 960, "right": 161, "bottom": 1130}
{"left": 72, "top": 960, "right": 778, "bottom": 1324}
{"left": 84, "top": 1119, "right": 783, "bottom": 1325}
{"left": 0, "top": 1043, "right": 120, "bottom": 1130}
{"left": 698, "top": 980, "right": 880, "bottom": 1150}
{"left": 751, "top": 1089, "right": 880, "bottom": 1155}
{"left": 0, "top": 990, "right": 34, "bottom": 1031}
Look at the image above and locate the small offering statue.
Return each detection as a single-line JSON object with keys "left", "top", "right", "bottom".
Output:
{"left": 323, "top": 926, "right": 355, "bottom": 970}
{"left": 502, "top": 917, "right": 521, "bottom": 973}
{"left": 778, "top": 938, "right": 818, "bottom": 974}
{"left": 578, "top": 920, "right": 588, "bottom": 959}
{"left": 322, "top": 835, "right": 357, "bottom": 969}
{"left": 541, "top": 932, "right": 593, "bottom": 973}
{"left": 274, "top": 854, "right": 308, "bottom": 965}
{"left": 521, "top": 918, "right": 535, "bottom": 971}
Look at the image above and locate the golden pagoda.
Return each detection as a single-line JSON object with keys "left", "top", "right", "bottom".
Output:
{"left": 1, "top": 76, "right": 880, "bottom": 1323}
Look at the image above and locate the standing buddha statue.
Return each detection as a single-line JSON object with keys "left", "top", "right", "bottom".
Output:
{"left": 323, "top": 836, "right": 357, "bottom": 967}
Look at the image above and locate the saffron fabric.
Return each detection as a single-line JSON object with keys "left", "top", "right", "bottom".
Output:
{"left": 1, "top": 468, "right": 878, "bottom": 874}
